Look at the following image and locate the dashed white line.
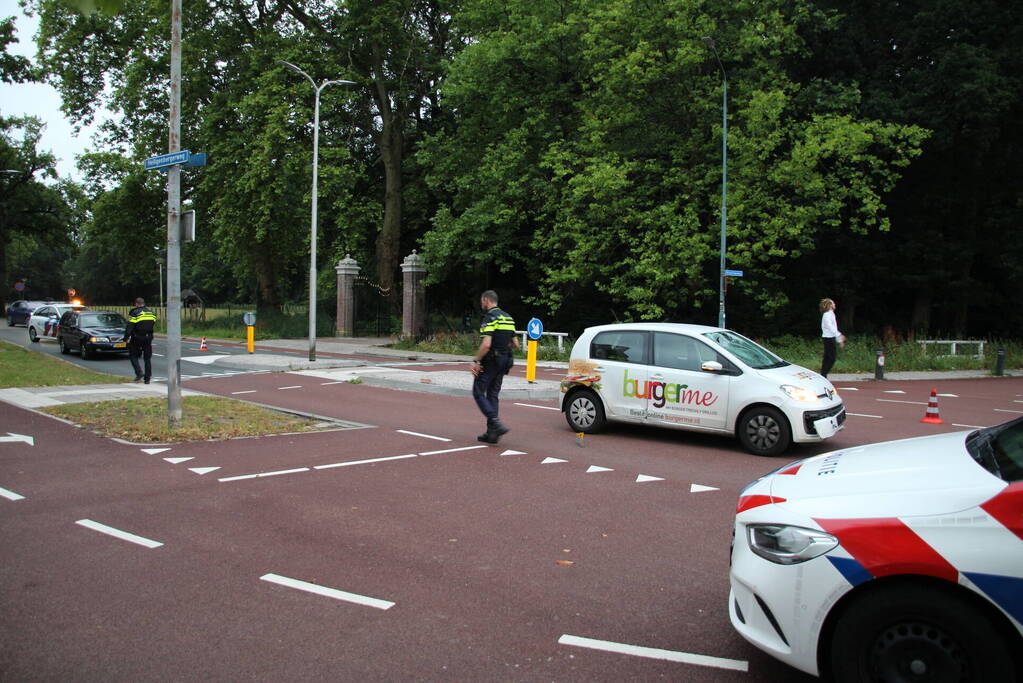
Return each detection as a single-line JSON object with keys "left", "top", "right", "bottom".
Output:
{"left": 877, "top": 399, "right": 927, "bottom": 405}
{"left": 315, "top": 454, "right": 418, "bottom": 470}
{"left": 76, "top": 519, "right": 163, "bottom": 548}
{"left": 231, "top": 390, "right": 257, "bottom": 395}
{"left": 0, "top": 486, "right": 25, "bottom": 501}
{"left": 277, "top": 385, "right": 302, "bottom": 390}
{"left": 558, "top": 634, "right": 748, "bottom": 672}
{"left": 952, "top": 423, "right": 988, "bottom": 429}
{"left": 515, "top": 402, "right": 560, "bottom": 411}
{"left": 320, "top": 381, "right": 346, "bottom": 385}
{"left": 995, "top": 409, "right": 1023, "bottom": 414}
{"left": 418, "top": 445, "right": 488, "bottom": 456}
{"left": 848, "top": 413, "right": 884, "bottom": 419}
{"left": 219, "top": 467, "right": 310, "bottom": 482}
{"left": 261, "top": 573, "right": 394, "bottom": 610}
{"left": 396, "top": 429, "right": 451, "bottom": 442}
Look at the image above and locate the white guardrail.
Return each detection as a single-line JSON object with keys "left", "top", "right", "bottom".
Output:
{"left": 918, "top": 339, "right": 986, "bottom": 359}
{"left": 517, "top": 330, "right": 569, "bottom": 352}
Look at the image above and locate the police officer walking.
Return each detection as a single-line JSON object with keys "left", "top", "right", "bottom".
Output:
{"left": 125, "top": 297, "right": 158, "bottom": 384}
{"left": 471, "top": 290, "right": 519, "bottom": 443}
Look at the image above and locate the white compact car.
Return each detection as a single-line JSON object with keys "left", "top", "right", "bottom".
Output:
{"left": 27, "top": 302, "right": 86, "bottom": 343}
{"left": 559, "top": 323, "right": 844, "bottom": 456}
{"left": 730, "top": 417, "right": 1023, "bottom": 681}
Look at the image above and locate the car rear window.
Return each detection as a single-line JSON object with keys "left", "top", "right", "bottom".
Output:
{"left": 590, "top": 331, "right": 649, "bottom": 364}
{"left": 80, "top": 313, "right": 126, "bottom": 327}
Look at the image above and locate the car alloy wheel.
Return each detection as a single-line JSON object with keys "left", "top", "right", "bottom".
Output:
{"left": 28, "top": 326, "right": 38, "bottom": 342}
{"left": 738, "top": 406, "right": 792, "bottom": 456}
{"left": 565, "top": 389, "right": 606, "bottom": 433}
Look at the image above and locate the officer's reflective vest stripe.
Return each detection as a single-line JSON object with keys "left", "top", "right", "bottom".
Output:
{"left": 480, "top": 310, "right": 515, "bottom": 335}
{"left": 129, "top": 311, "right": 157, "bottom": 324}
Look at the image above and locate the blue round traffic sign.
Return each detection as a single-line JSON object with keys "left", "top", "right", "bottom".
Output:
{"left": 527, "top": 317, "right": 543, "bottom": 341}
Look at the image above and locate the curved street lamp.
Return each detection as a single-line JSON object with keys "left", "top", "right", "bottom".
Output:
{"left": 702, "top": 37, "right": 728, "bottom": 329}
{"left": 279, "top": 60, "right": 355, "bottom": 361}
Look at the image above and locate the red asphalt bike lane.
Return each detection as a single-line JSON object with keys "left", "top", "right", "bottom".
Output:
{"left": 1, "top": 374, "right": 1019, "bottom": 680}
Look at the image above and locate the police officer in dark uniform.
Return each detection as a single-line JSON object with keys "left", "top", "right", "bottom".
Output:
{"left": 471, "top": 290, "right": 519, "bottom": 443}
{"left": 125, "top": 297, "right": 158, "bottom": 384}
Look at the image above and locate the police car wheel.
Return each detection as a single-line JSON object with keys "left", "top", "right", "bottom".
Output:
{"left": 28, "top": 326, "right": 38, "bottom": 342}
{"left": 830, "top": 584, "right": 1015, "bottom": 683}
{"left": 565, "top": 389, "right": 606, "bottom": 433}
{"left": 737, "top": 406, "right": 791, "bottom": 456}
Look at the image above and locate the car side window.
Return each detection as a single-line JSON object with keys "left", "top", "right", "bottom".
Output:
{"left": 37, "top": 307, "right": 52, "bottom": 317}
{"left": 653, "top": 333, "right": 706, "bottom": 371}
{"left": 60, "top": 312, "right": 75, "bottom": 326}
{"left": 590, "top": 331, "right": 649, "bottom": 364}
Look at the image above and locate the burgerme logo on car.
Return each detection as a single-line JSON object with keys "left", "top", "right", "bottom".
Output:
{"left": 622, "top": 369, "right": 719, "bottom": 408}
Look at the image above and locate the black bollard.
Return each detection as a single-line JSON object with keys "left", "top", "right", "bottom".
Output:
{"left": 995, "top": 348, "right": 1005, "bottom": 377}
{"left": 875, "top": 348, "right": 885, "bottom": 380}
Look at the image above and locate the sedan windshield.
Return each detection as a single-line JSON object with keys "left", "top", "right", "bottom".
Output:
{"left": 80, "top": 313, "right": 126, "bottom": 328}
{"left": 702, "top": 331, "right": 788, "bottom": 369}
{"left": 966, "top": 417, "right": 1023, "bottom": 483}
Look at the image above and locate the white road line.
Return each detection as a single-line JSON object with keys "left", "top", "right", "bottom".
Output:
{"left": 952, "top": 423, "right": 988, "bottom": 429}
{"left": 419, "top": 445, "right": 488, "bottom": 456}
{"left": 261, "top": 573, "right": 394, "bottom": 610}
{"left": 877, "top": 399, "right": 927, "bottom": 405}
{"left": 277, "top": 385, "right": 302, "bottom": 390}
{"left": 848, "top": 413, "right": 884, "bottom": 419}
{"left": 315, "top": 454, "right": 418, "bottom": 470}
{"left": 0, "top": 486, "right": 25, "bottom": 501}
{"left": 231, "top": 390, "right": 257, "bottom": 395}
{"left": 76, "top": 519, "right": 163, "bottom": 548}
{"left": 320, "top": 381, "right": 346, "bottom": 385}
{"left": 995, "top": 408, "right": 1023, "bottom": 414}
{"left": 396, "top": 430, "right": 451, "bottom": 442}
{"left": 219, "top": 467, "right": 310, "bottom": 482}
{"left": 558, "top": 635, "right": 747, "bottom": 672}
{"left": 515, "top": 402, "right": 560, "bottom": 411}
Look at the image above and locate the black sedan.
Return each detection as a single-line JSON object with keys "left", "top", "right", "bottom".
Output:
{"left": 57, "top": 310, "right": 129, "bottom": 359}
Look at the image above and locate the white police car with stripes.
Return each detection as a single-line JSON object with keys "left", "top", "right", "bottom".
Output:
{"left": 730, "top": 416, "right": 1023, "bottom": 681}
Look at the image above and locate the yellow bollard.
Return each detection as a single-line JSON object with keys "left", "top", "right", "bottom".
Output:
{"left": 526, "top": 338, "right": 538, "bottom": 382}
{"left": 247, "top": 324, "right": 255, "bottom": 353}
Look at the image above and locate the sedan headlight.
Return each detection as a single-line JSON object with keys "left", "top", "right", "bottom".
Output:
{"left": 780, "top": 384, "right": 818, "bottom": 402}
{"left": 747, "top": 524, "right": 838, "bottom": 564}
{"left": 89, "top": 336, "right": 110, "bottom": 343}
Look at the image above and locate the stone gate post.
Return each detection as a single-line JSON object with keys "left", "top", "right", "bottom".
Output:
{"left": 335, "top": 254, "right": 359, "bottom": 337}
{"left": 401, "top": 250, "right": 426, "bottom": 339}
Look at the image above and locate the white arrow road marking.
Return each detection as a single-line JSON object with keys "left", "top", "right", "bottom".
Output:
{"left": 164, "top": 457, "right": 194, "bottom": 464}
{"left": 586, "top": 465, "right": 613, "bottom": 473}
{"left": 189, "top": 467, "right": 221, "bottom": 475}
{"left": 558, "top": 635, "right": 747, "bottom": 672}
{"left": 0, "top": 486, "right": 25, "bottom": 501}
{"left": 180, "top": 354, "right": 231, "bottom": 365}
{"left": 261, "top": 573, "right": 394, "bottom": 610}
{"left": 0, "top": 433, "right": 34, "bottom": 446}
{"left": 635, "top": 475, "right": 664, "bottom": 483}
{"left": 141, "top": 448, "right": 170, "bottom": 455}
{"left": 541, "top": 457, "right": 567, "bottom": 464}
{"left": 690, "top": 484, "right": 719, "bottom": 493}
{"left": 500, "top": 449, "right": 527, "bottom": 456}
{"left": 76, "top": 519, "right": 163, "bottom": 548}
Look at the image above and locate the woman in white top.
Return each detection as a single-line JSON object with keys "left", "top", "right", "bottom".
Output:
{"left": 819, "top": 298, "right": 845, "bottom": 378}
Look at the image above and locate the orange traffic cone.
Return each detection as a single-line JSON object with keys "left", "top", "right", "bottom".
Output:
{"left": 920, "top": 388, "right": 944, "bottom": 424}
{"left": 199, "top": 337, "right": 208, "bottom": 351}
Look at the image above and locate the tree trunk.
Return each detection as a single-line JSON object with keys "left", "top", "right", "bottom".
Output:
{"left": 252, "top": 241, "right": 280, "bottom": 309}
{"left": 371, "top": 43, "right": 403, "bottom": 308}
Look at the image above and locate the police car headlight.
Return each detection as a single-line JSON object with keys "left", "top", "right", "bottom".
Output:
{"left": 89, "top": 336, "right": 109, "bottom": 343}
{"left": 780, "top": 384, "right": 818, "bottom": 402}
{"left": 746, "top": 524, "right": 838, "bottom": 564}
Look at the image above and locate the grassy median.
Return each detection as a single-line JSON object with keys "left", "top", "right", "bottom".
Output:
{"left": 0, "top": 340, "right": 334, "bottom": 443}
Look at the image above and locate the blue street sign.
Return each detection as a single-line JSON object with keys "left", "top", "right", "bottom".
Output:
{"left": 724, "top": 269, "right": 744, "bottom": 277}
{"left": 527, "top": 317, "right": 543, "bottom": 341}
{"left": 144, "top": 149, "right": 191, "bottom": 170}
{"left": 184, "top": 152, "right": 207, "bottom": 168}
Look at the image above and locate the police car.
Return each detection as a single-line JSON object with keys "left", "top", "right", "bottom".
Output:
{"left": 730, "top": 417, "right": 1023, "bottom": 681}
{"left": 27, "top": 302, "right": 86, "bottom": 343}
{"left": 560, "top": 323, "right": 844, "bottom": 456}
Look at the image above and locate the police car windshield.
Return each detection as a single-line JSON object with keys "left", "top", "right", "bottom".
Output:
{"left": 702, "top": 331, "right": 788, "bottom": 370}
{"left": 966, "top": 417, "right": 1023, "bottom": 482}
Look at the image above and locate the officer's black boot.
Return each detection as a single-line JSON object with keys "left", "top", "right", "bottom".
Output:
{"left": 477, "top": 419, "right": 499, "bottom": 443}
{"left": 491, "top": 419, "right": 510, "bottom": 442}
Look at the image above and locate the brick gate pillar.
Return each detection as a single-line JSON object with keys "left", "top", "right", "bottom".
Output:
{"left": 401, "top": 250, "right": 426, "bottom": 339}
{"left": 335, "top": 254, "right": 360, "bottom": 337}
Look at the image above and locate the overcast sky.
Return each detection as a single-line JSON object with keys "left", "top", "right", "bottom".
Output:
{"left": 1, "top": 0, "right": 104, "bottom": 180}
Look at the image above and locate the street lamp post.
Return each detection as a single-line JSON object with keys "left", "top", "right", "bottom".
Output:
{"left": 703, "top": 37, "right": 728, "bottom": 329}
{"left": 279, "top": 60, "right": 355, "bottom": 362}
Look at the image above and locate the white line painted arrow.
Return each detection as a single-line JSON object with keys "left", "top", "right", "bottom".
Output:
{"left": 541, "top": 457, "right": 567, "bottom": 464}
{"left": 636, "top": 475, "right": 664, "bottom": 483}
{"left": 141, "top": 448, "right": 170, "bottom": 455}
{"left": 690, "top": 484, "right": 719, "bottom": 493}
{"left": 586, "top": 465, "right": 614, "bottom": 473}
{"left": 189, "top": 467, "right": 221, "bottom": 475}
{"left": 164, "top": 457, "right": 194, "bottom": 464}
{"left": 0, "top": 433, "right": 34, "bottom": 446}
{"left": 500, "top": 449, "right": 527, "bottom": 456}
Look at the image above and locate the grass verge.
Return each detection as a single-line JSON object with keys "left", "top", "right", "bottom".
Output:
{"left": 0, "top": 340, "right": 133, "bottom": 388}
{"left": 43, "top": 397, "right": 332, "bottom": 444}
